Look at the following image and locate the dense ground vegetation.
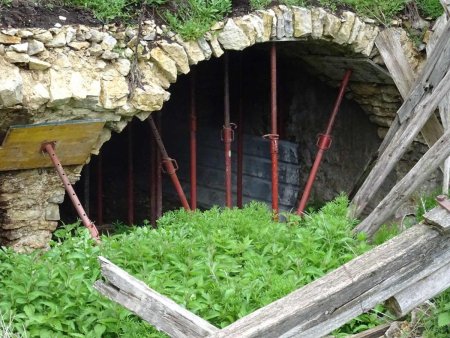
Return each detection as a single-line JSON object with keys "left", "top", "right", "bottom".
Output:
{"left": 0, "top": 197, "right": 448, "bottom": 337}
{"left": 0, "top": 0, "right": 444, "bottom": 39}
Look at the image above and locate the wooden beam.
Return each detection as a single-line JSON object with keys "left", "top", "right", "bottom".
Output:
{"left": 350, "top": 22, "right": 450, "bottom": 218}
{"left": 353, "top": 126, "right": 450, "bottom": 236}
{"left": 440, "top": 0, "right": 450, "bottom": 16}
{"left": 94, "top": 256, "right": 219, "bottom": 338}
{"left": 207, "top": 223, "right": 450, "bottom": 337}
{"left": 386, "top": 262, "right": 450, "bottom": 317}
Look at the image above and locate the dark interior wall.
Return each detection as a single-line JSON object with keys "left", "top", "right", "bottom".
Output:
{"left": 60, "top": 43, "right": 383, "bottom": 225}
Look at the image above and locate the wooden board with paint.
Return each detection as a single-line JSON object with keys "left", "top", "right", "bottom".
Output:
{"left": 0, "top": 120, "right": 105, "bottom": 171}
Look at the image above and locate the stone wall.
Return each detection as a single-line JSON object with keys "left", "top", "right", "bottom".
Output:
{"left": 0, "top": 5, "right": 425, "bottom": 250}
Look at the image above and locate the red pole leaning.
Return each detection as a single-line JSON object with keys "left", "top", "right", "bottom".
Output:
{"left": 296, "top": 69, "right": 352, "bottom": 215}
{"left": 264, "top": 43, "right": 279, "bottom": 220}
{"left": 150, "top": 130, "right": 157, "bottom": 227}
{"left": 148, "top": 115, "right": 191, "bottom": 211}
{"left": 127, "top": 124, "right": 134, "bottom": 225}
{"left": 97, "top": 153, "right": 103, "bottom": 227}
{"left": 237, "top": 55, "right": 244, "bottom": 208}
{"left": 155, "top": 114, "right": 163, "bottom": 219}
{"left": 43, "top": 142, "right": 100, "bottom": 242}
{"left": 223, "top": 52, "right": 234, "bottom": 208}
{"left": 190, "top": 69, "right": 197, "bottom": 210}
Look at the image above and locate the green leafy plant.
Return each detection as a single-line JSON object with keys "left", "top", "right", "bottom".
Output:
{"left": 0, "top": 197, "right": 398, "bottom": 337}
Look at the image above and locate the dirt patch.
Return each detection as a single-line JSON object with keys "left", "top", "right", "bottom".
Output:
{"left": 0, "top": 1, "right": 102, "bottom": 29}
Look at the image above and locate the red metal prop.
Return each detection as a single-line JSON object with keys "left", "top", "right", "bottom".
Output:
{"left": 148, "top": 116, "right": 191, "bottom": 211}
{"left": 296, "top": 69, "right": 352, "bottom": 215}
{"left": 223, "top": 53, "right": 234, "bottom": 208}
{"left": 269, "top": 43, "right": 279, "bottom": 220}
{"left": 190, "top": 70, "right": 198, "bottom": 210}
{"left": 42, "top": 142, "right": 100, "bottom": 242}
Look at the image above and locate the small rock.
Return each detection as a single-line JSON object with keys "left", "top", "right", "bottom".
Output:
{"left": 114, "top": 58, "right": 131, "bottom": 76}
{"left": 68, "top": 41, "right": 90, "bottom": 50}
{"left": 143, "top": 32, "right": 156, "bottom": 41}
{"left": 10, "top": 42, "right": 28, "bottom": 53}
{"left": 101, "top": 50, "right": 119, "bottom": 60}
{"left": 0, "top": 44, "right": 5, "bottom": 55}
{"left": 18, "top": 30, "right": 33, "bottom": 38}
{"left": 101, "top": 35, "right": 117, "bottom": 50}
{"left": 5, "top": 51, "right": 30, "bottom": 63}
{"left": 29, "top": 57, "right": 51, "bottom": 70}
{"left": 27, "top": 40, "right": 45, "bottom": 55}
{"left": 54, "top": 23, "right": 62, "bottom": 28}
{"left": 45, "top": 31, "right": 66, "bottom": 48}
{"left": 88, "top": 43, "right": 103, "bottom": 56}
{"left": 124, "top": 47, "right": 134, "bottom": 58}
{"left": 59, "top": 16, "right": 67, "bottom": 21}
{"left": 0, "top": 33, "right": 21, "bottom": 45}
{"left": 89, "top": 29, "right": 105, "bottom": 43}
{"left": 1, "top": 29, "right": 18, "bottom": 36}
{"left": 65, "top": 27, "right": 76, "bottom": 43}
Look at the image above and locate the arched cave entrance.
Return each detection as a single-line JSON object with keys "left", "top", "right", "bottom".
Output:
{"left": 60, "top": 42, "right": 392, "bottom": 227}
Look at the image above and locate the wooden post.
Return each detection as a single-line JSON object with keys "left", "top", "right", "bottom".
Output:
{"left": 94, "top": 257, "right": 219, "bottom": 338}
{"left": 353, "top": 126, "right": 450, "bottom": 236}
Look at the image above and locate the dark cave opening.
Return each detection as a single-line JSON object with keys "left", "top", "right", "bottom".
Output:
{"left": 60, "top": 42, "right": 382, "bottom": 227}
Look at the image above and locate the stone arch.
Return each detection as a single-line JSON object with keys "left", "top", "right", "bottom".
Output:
{"left": 0, "top": 6, "right": 421, "bottom": 250}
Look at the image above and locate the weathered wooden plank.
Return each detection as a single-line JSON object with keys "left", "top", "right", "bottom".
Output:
{"left": 208, "top": 223, "right": 450, "bottom": 338}
{"left": 440, "top": 0, "right": 450, "bottom": 16}
{"left": 350, "top": 66, "right": 450, "bottom": 219}
{"left": 353, "top": 126, "right": 450, "bottom": 236}
{"left": 349, "top": 323, "right": 391, "bottom": 338}
{"left": 386, "top": 262, "right": 450, "bottom": 317}
{"left": 424, "top": 206, "right": 450, "bottom": 233}
{"left": 94, "top": 256, "right": 219, "bottom": 338}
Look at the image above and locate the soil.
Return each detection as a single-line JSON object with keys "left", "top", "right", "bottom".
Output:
{"left": 0, "top": 0, "right": 254, "bottom": 30}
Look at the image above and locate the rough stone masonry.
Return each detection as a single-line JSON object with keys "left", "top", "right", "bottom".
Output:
{"left": 0, "top": 5, "right": 423, "bottom": 251}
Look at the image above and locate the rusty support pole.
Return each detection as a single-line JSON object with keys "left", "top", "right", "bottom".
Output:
{"left": 190, "top": 69, "right": 197, "bottom": 210}
{"left": 296, "top": 69, "right": 352, "bottom": 215}
{"left": 97, "top": 154, "right": 103, "bottom": 227}
{"left": 42, "top": 142, "right": 100, "bottom": 241}
{"left": 150, "top": 125, "right": 157, "bottom": 227}
{"left": 148, "top": 115, "right": 191, "bottom": 211}
{"left": 127, "top": 124, "right": 134, "bottom": 225}
{"left": 84, "top": 164, "right": 90, "bottom": 216}
{"left": 237, "top": 55, "right": 244, "bottom": 208}
{"left": 155, "top": 113, "right": 163, "bottom": 219}
{"left": 264, "top": 43, "right": 279, "bottom": 220}
{"left": 223, "top": 52, "right": 234, "bottom": 208}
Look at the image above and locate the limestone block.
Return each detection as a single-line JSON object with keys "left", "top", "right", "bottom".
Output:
{"left": 267, "top": 9, "right": 277, "bottom": 38}
{"left": 0, "top": 33, "right": 21, "bottom": 44}
{"left": 279, "top": 5, "right": 293, "bottom": 38}
{"left": 235, "top": 17, "right": 258, "bottom": 45}
{"left": 48, "top": 68, "right": 73, "bottom": 106}
{"left": 68, "top": 41, "right": 90, "bottom": 50}
{"left": 7, "top": 208, "right": 43, "bottom": 222}
{"left": 323, "top": 13, "right": 341, "bottom": 39}
{"left": 47, "top": 191, "right": 65, "bottom": 204}
{"left": 353, "top": 25, "right": 379, "bottom": 56}
{"left": 29, "top": 57, "right": 51, "bottom": 70}
{"left": 150, "top": 47, "right": 177, "bottom": 83}
{"left": 159, "top": 41, "right": 190, "bottom": 74}
{"left": 34, "top": 31, "right": 53, "bottom": 43}
{"left": 114, "top": 58, "right": 131, "bottom": 76}
{"left": 247, "top": 14, "right": 265, "bottom": 43}
{"left": 117, "top": 102, "right": 138, "bottom": 117}
{"left": 0, "top": 44, "right": 4, "bottom": 55}
{"left": 311, "top": 7, "right": 327, "bottom": 39}
{"left": 0, "top": 57, "right": 23, "bottom": 107}
{"left": 130, "top": 83, "right": 170, "bottom": 111}
{"left": 292, "top": 7, "right": 312, "bottom": 38}
{"left": 218, "top": 19, "right": 251, "bottom": 51}
{"left": 89, "top": 43, "right": 103, "bottom": 57}
{"left": 27, "top": 39, "right": 45, "bottom": 55}
{"left": 23, "top": 83, "right": 50, "bottom": 110}
{"left": 205, "top": 32, "right": 224, "bottom": 58}
{"left": 197, "top": 37, "right": 212, "bottom": 60}
{"left": 91, "top": 128, "right": 111, "bottom": 155}
{"left": 45, "top": 31, "right": 67, "bottom": 48}
{"left": 45, "top": 204, "right": 60, "bottom": 221}
{"left": 334, "top": 11, "right": 356, "bottom": 45}
{"left": 8, "top": 229, "right": 55, "bottom": 252}
{"left": 100, "top": 69, "right": 129, "bottom": 109}
{"left": 139, "top": 60, "right": 170, "bottom": 89}
{"left": 101, "top": 35, "right": 117, "bottom": 50}
{"left": 348, "top": 16, "right": 364, "bottom": 44}
{"left": 18, "top": 30, "right": 33, "bottom": 38}
{"left": 89, "top": 29, "right": 105, "bottom": 43}
{"left": 5, "top": 51, "right": 30, "bottom": 63}
{"left": 10, "top": 42, "right": 28, "bottom": 53}
{"left": 256, "top": 10, "right": 275, "bottom": 41}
